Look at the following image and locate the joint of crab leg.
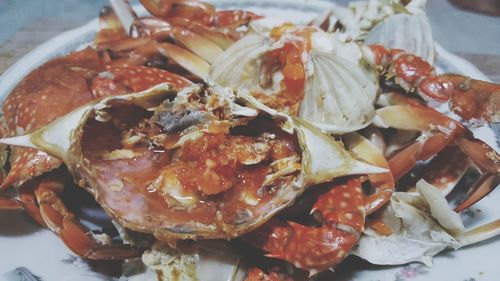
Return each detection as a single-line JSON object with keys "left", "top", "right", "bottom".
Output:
{"left": 97, "top": 37, "right": 155, "bottom": 53}
{"left": 390, "top": 53, "right": 435, "bottom": 92}
{"left": 60, "top": 217, "right": 140, "bottom": 260}
{"left": 100, "top": 40, "right": 204, "bottom": 75}
{"left": 420, "top": 145, "right": 471, "bottom": 195}
{"left": 418, "top": 75, "right": 454, "bottom": 102}
{"left": 454, "top": 137, "right": 500, "bottom": 174}
{"left": 444, "top": 74, "right": 500, "bottom": 122}
{"left": 95, "top": 6, "right": 127, "bottom": 45}
{"left": 131, "top": 17, "right": 174, "bottom": 40}
{"left": 373, "top": 45, "right": 500, "bottom": 122}
{"left": 388, "top": 132, "right": 455, "bottom": 181}
{"left": 343, "top": 133, "right": 395, "bottom": 214}
{"left": 167, "top": 17, "right": 235, "bottom": 49}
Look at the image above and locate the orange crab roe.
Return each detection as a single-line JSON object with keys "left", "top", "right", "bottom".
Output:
{"left": 172, "top": 130, "right": 298, "bottom": 196}
{"left": 255, "top": 25, "right": 316, "bottom": 115}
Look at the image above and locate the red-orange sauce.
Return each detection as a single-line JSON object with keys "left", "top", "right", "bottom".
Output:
{"left": 253, "top": 25, "right": 316, "bottom": 115}
{"left": 80, "top": 107, "right": 301, "bottom": 236}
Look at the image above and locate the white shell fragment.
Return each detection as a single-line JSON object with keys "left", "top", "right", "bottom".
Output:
{"left": 353, "top": 179, "right": 500, "bottom": 266}
{"left": 353, "top": 179, "right": 463, "bottom": 266}
{"left": 364, "top": 0, "right": 435, "bottom": 64}
{"left": 208, "top": 32, "right": 272, "bottom": 93}
{"left": 299, "top": 51, "right": 377, "bottom": 134}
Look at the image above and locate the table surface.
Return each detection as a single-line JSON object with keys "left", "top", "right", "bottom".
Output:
{"left": 0, "top": 0, "right": 499, "bottom": 83}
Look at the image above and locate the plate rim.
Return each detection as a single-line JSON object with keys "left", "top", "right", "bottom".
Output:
{"left": 0, "top": 1, "right": 498, "bottom": 280}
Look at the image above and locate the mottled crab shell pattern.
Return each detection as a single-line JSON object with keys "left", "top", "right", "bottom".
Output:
{"left": 0, "top": 48, "right": 103, "bottom": 188}
{"left": 0, "top": 84, "right": 385, "bottom": 240}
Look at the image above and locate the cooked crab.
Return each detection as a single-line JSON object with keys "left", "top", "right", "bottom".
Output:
{"left": 0, "top": 84, "right": 386, "bottom": 240}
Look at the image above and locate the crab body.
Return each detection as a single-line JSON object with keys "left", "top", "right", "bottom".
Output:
{"left": 0, "top": 84, "right": 385, "bottom": 241}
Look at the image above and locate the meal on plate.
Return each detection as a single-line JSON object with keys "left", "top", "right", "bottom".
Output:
{"left": 0, "top": 0, "right": 499, "bottom": 280}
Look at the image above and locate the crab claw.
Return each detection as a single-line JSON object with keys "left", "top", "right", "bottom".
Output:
{"left": 244, "top": 178, "right": 365, "bottom": 275}
{"left": 371, "top": 45, "right": 500, "bottom": 124}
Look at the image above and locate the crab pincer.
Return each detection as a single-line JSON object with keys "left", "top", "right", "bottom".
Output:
{"left": 245, "top": 178, "right": 365, "bottom": 275}
{"left": 375, "top": 104, "right": 500, "bottom": 211}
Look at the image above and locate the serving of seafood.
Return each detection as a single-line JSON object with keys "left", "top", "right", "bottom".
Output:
{"left": 0, "top": 0, "right": 498, "bottom": 280}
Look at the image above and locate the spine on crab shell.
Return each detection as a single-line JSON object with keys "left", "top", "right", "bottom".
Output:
{"left": 0, "top": 106, "right": 91, "bottom": 160}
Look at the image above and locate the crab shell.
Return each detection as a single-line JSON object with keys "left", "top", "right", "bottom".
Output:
{"left": 0, "top": 83, "right": 385, "bottom": 240}
{"left": 208, "top": 24, "right": 378, "bottom": 134}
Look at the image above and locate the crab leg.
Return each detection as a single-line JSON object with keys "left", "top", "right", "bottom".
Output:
{"left": 375, "top": 104, "right": 500, "bottom": 211}
{"left": 0, "top": 181, "right": 47, "bottom": 227}
{"left": 244, "top": 178, "right": 365, "bottom": 275}
{"left": 139, "top": 0, "right": 216, "bottom": 24}
{"left": 344, "top": 133, "right": 394, "bottom": 215}
{"left": 166, "top": 17, "right": 236, "bottom": 49}
{"left": 370, "top": 45, "right": 500, "bottom": 123}
{"left": 157, "top": 43, "right": 210, "bottom": 79}
{"left": 102, "top": 0, "right": 220, "bottom": 77}
{"left": 0, "top": 196, "right": 23, "bottom": 210}
{"left": 34, "top": 169, "right": 139, "bottom": 259}
{"left": 108, "top": 6, "right": 225, "bottom": 63}
{"left": 214, "top": 10, "right": 263, "bottom": 28}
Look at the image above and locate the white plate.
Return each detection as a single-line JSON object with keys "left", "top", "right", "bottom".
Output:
{"left": 0, "top": 1, "right": 498, "bottom": 281}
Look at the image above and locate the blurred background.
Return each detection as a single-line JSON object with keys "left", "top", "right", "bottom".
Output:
{"left": 0, "top": 0, "right": 499, "bottom": 80}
